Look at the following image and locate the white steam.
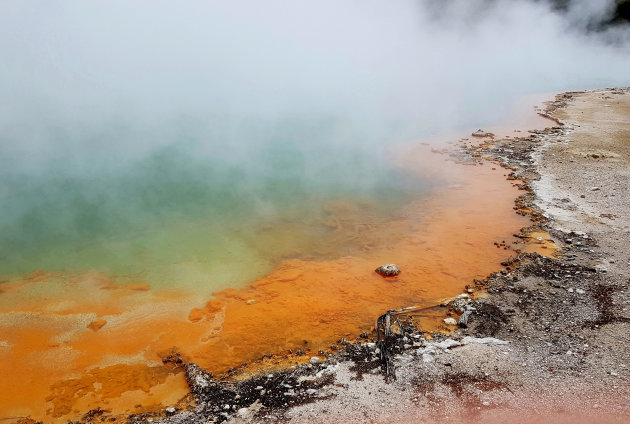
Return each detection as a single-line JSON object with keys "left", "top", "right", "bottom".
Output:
{"left": 0, "top": 0, "right": 628, "bottom": 168}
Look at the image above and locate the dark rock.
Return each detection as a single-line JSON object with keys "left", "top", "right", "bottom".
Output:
{"left": 447, "top": 294, "right": 471, "bottom": 313}
{"left": 458, "top": 310, "right": 473, "bottom": 328}
{"left": 186, "top": 363, "right": 216, "bottom": 395}
{"left": 375, "top": 264, "right": 400, "bottom": 277}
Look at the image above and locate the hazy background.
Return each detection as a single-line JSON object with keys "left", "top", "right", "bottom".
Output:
{"left": 0, "top": 0, "right": 629, "bottom": 288}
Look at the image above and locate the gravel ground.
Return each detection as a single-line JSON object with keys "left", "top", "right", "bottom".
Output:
{"left": 152, "top": 88, "right": 630, "bottom": 424}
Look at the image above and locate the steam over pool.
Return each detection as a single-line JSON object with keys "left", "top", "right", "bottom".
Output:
{"left": 1, "top": 0, "right": 629, "bottom": 290}
{"left": 2, "top": 1, "right": 630, "bottom": 421}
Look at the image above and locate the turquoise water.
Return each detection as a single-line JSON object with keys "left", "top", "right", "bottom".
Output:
{"left": 3, "top": 1, "right": 629, "bottom": 295}
{"left": 0, "top": 120, "right": 432, "bottom": 292}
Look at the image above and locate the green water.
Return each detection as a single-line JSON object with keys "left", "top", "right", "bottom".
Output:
{"left": 0, "top": 126, "right": 432, "bottom": 293}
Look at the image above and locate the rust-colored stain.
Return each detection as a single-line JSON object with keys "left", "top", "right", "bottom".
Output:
{"left": 0, "top": 141, "right": 547, "bottom": 422}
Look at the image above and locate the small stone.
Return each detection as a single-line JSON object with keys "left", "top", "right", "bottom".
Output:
{"left": 458, "top": 310, "right": 473, "bottom": 328}
{"left": 482, "top": 401, "right": 490, "bottom": 406}
{"left": 568, "top": 288, "right": 574, "bottom": 293}
{"left": 306, "top": 388, "right": 318, "bottom": 395}
{"left": 87, "top": 319, "right": 107, "bottom": 332}
{"left": 443, "top": 318, "right": 457, "bottom": 325}
{"left": 310, "top": 357, "right": 321, "bottom": 365}
{"left": 590, "top": 187, "right": 600, "bottom": 191}
{"left": 165, "top": 407, "right": 176, "bottom": 415}
{"left": 576, "top": 288, "right": 585, "bottom": 294}
{"left": 472, "top": 129, "right": 494, "bottom": 138}
{"left": 185, "top": 363, "right": 215, "bottom": 394}
{"left": 375, "top": 264, "right": 400, "bottom": 277}
{"left": 246, "top": 299, "right": 256, "bottom": 305}
{"left": 256, "top": 386, "right": 264, "bottom": 390}
{"left": 447, "top": 294, "right": 471, "bottom": 313}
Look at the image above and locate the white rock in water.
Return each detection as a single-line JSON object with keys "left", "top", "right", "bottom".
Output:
{"left": 165, "top": 407, "right": 176, "bottom": 415}
{"left": 443, "top": 318, "right": 457, "bottom": 325}
{"left": 375, "top": 264, "right": 400, "bottom": 276}
{"left": 462, "top": 336, "right": 509, "bottom": 345}
{"left": 310, "top": 356, "right": 321, "bottom": 365}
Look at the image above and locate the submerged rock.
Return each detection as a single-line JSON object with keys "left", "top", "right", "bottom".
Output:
{"left": 375, "top": 264, "right": 400, "bottom": 277}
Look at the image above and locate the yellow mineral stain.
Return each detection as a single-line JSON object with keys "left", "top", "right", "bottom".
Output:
{"left": 521, "top": 229, "right": 559, "bottom": 257}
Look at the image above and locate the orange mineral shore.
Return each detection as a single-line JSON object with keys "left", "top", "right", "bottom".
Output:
{"left": 0, "top": 107, "right": 556, "bottom": 422}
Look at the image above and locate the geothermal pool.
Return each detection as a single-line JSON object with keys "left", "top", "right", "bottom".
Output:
{"left": 0, "top": 101, "right": 555, "bottom": 421}
{"left": 2, "top": 1, "right": 630, "bottom": 421}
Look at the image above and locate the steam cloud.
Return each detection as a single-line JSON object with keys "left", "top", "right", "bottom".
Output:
{"left": 0, "top": 0, "right": 628, "bottom": 274}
